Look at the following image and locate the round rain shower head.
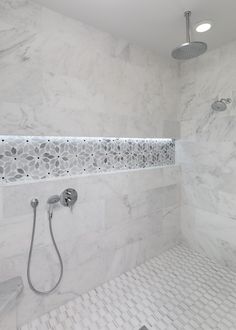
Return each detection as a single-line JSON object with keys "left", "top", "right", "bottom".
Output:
{"left": 172, "top": 11, "right": 207, "bottom": 60}
{"left": 172, "top": 41, "right": 207, "bottom": 60}
{"left": 211, "top": 98, "right": 232, "bottom": 112}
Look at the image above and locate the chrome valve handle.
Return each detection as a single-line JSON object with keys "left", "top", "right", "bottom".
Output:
{"left": 60, "top": 188, "right": 78, "bottom": 210}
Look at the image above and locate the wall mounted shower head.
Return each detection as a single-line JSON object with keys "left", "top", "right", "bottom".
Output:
{"left": 211, "top": 98, "right": 232, "bottom": 111}
{"left": 172, "top": 11, "right": 207, "bottom": 60}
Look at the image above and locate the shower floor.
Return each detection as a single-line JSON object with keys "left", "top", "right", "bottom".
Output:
{"left": 20, "top": 245, "right": 236, "bottom": 330}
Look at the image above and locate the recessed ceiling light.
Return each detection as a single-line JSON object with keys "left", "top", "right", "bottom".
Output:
{"left": 195, "top": 21, "right": 212, "bottom": 33}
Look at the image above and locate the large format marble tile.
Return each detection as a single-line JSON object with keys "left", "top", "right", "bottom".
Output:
{"left": 181, "top": 205, "right": 236, "bottom": 271}
{"left": 178, "top": 39, "right": 236, "bottom": 271}
{"left": 0, "top": 0, "right": 180, "bottom": 328}
{"left": 0, "top": 1, "right": 178, "bottom": 138}
{"left": 0, "top": 165, "right": 181, "bottom": 326}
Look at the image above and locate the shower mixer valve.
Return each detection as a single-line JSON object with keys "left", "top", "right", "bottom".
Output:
{"left": 46, "top": 188, "right": 78, "bottom": 214}
{"left": 47, "top": 188, "right": 78, "bottom": 208}
{"left": 60, "top": 188, "right": 78, "bottom": 210}
{"left": 32, "top": 188, "right": 78, "bottom": 218}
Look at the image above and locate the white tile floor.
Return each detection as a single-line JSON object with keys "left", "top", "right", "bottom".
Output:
{"left": 20, "top": 245, "right": 236, "bottom": 330}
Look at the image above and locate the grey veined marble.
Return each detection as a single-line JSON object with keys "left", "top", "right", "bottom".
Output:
{"left": 0, "top": 277, "right": 23, "bottom": 316}
{"left": 0, "top": 136, "right": 175, "bottom": 183}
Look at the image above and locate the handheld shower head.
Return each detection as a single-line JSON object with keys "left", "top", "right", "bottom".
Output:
{"left": 47, "top": 195, "right": 60, "bottom": 217}
{"left": 47, "top": 195, "right": 60, "bottom": 205}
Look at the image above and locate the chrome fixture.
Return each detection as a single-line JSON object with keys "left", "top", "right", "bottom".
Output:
{"left": 172, "top": 11, "right": 207, "bottom": 60}
{"left": 60, "top": 188, "right": 78, "bottom": 210}
{"left": 27, "top": 188, "right": 78, "bottom": 295}
{"left": 211, "top": 98, "right": 232, "bottom": 111}
{"left": 47, "top": 194, "right": 60, "bottom": 217}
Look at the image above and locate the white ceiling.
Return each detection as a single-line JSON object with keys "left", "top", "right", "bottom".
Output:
{"left": 34, "top": 0, "right": 236, "bottom": 58}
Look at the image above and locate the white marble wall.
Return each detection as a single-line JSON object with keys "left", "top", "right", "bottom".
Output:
{"left": 0, "top": 0, "right": 179, "bottom": 138}
{"left": 0, "top": 166, "right": 181, "bottom": 327}
{"left": 0, "top": 0, "right": 182, "bottom": 328}
{"left": 177, "top": 40, "right": 236, "bottom": 271}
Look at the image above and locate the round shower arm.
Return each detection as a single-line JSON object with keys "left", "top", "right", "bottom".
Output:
{"left": 184, "top": 11, "right": 191, "bottom": 43}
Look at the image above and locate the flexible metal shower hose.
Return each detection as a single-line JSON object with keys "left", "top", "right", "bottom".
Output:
{"left": 27, "top": 202, "right": 63, "bottom": 295}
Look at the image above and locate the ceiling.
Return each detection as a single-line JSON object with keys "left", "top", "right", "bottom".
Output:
{"left": 34, "top": 0, "right": 236, "bottom": 58}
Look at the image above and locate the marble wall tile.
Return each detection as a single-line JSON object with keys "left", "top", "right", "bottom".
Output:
{"left": 163, "top": 184, "right": 180, "bottom": 209}
{"left": 0, "top": 0, "right": 181, "bottom": 328}
{"left": 0, "top": 304, "right": 17, "bottom": 330}
{"left": 163, "top": 206, "right": 180, "bottom": 235}
{"left": 0, "top": 166, "right": 181, "bottom": 326}
{"left": 163, "top": 120, "right": 180, "bottom": 139}
{"left": 176, "top": 140, "right": 236, "bottom": 168}
{"left": 0, "top": 0, "right": 42, "bottom": 107}
{"left": 181, "top": 205, "right": 236, "bottom": 271}
{"left": 181, "top": 163, "right": 236, "bottom": 220}
{"left": 178, "top": 40, "right": 236, "bottom": 271}
{"left": 0, "top": 165, "right": 179, "bottom": 220}
{"left": 0, "top": 1, "right": 178, "bottom": 138}
{"left": 0, "top": 186, "right": 2, "bottom": 220}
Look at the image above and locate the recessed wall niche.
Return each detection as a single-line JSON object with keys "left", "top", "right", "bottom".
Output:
{"left": 0, "top": 136, "right": 175, "bottom": 183}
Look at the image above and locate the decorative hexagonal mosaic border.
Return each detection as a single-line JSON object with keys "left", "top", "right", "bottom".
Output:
{"left": 0, "top": 136, "right": 175, "bottom": 183}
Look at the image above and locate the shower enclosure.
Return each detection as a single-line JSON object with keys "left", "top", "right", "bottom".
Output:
{"left": 0, "top": 0, "right": 236, "bottom": 329}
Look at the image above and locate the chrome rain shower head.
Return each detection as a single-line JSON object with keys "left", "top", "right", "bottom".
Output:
{"left": 211, "top": 98, "right": 232, "bottom": 111}
{"left": 172, "top": 11, "right": 207, "bottom": 60}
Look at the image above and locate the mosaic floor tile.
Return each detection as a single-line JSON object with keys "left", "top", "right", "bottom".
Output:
{"left": 20, "top": 244, "right": 236, "bottom": 330}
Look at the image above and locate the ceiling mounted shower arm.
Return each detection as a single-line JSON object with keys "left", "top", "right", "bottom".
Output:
{"left": 185, "top": 11, "right": 191, "bottom": 43}
{"left": 171, "top": 10, "right": 207, "bottom": 60}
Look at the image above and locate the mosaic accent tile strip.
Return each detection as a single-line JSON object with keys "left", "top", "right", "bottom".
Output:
{"left": 20, "top": 244, "right": 236, "bottom": 330}
{"left": 0, "top": 136, "right": 175, "bottom": 183}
